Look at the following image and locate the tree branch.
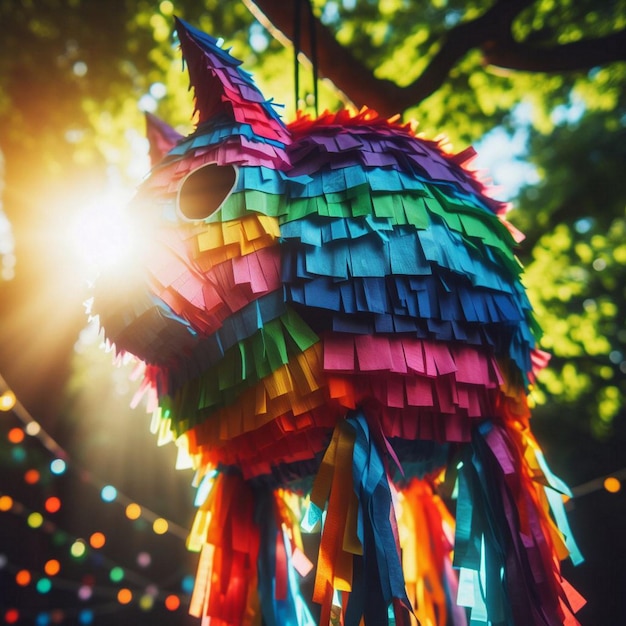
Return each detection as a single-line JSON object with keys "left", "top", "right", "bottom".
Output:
{"left": 484, "top": 28, "right": 626, "bottom": 72}
{"left": 245, "top": 0, "right": 626, "bottom": 116}
{"left": 243, "top": 0, "right": 405, "bottom": 113}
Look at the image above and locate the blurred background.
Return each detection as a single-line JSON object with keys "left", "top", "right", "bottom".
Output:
{"left": 0, "top": 1, "right": 625, "bottom": 624}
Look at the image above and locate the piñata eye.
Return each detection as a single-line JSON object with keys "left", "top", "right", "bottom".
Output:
{"left": 177, "top": 163, "right": 237, "bottom": 220}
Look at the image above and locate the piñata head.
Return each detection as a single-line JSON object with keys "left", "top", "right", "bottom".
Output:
{"left": 93, "top": 18, "right": 583, "bottom": 626}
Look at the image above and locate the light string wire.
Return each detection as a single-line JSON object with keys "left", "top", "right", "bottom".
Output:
{"left": 0, "top": 372, "right": 195, "bottom": 621}
{"left": 0, "top": 371, "right": 189, "bottom": 539}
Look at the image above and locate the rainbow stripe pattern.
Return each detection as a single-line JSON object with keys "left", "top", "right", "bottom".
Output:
{"left": 94, "top": 18, "right": 584, "bottom": 626}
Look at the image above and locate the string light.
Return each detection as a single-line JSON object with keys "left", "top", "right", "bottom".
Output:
{"left": 152, "top": 518, "right": 168, "bottom": 535}
{"left": 109, "top": 566, "right": 124, "bottom": 583}
{"left": 44, "top": 496, "right": 61, "bottom": 514}
{"left": 24, "top": 468, "right": 40, "bottom": 485}
{"left": 89, "top": 532, "right": 106, "bottom": 549}
{"left": 77, "top": 585, "right": 93, "bottom": 601}
{"left": 117, "top": 588, "right": 133, "bottom": 605}
{"left": 11, "top": 446, "right": 26, "bottom": 462}
{"left": 7, "top": 427, "right": 24, "bottom": 443}
{"left": 125, "top": 502, "right": 141, "bottom": 519}
{"left": 36, "top": 577, "right": 52, "bottom": 594}
{"left": 0, "top": 495, "right": 13, "bottom": 511}
{"left": 603, "top": 476, "right": 621, "bottom": 493}
{"left": 0, "top": 494, "right": 192, "bottom": 621}
{"left": 0, "top": 378, "right": 189, "bottom": 540}
{"left": 27, "top": 512, "right": 44, "bottom": 529}
{"left": 181, "top": 574, "right": 195, "bottom": 594}
{"left": 25, "top": 421, "right": 41, "bottom": 436}
{"left": 164, "top": 594, "right": 181, "bottom": 611}
{"left": 0, "top": 389, "right": 16, "bottom": 411}
{"left": 139, "top": 594, "right": 154, "bottom": 611}
{"left": 100, "top": 485, "right": 117, "bottom": 502}
{"left": 70, "top": 540, "right": 87, "bottom": 559}
{"left": 0, "top": 493, "right": 191, "bottom": 618}
{"left": 44, "top": 559, "right": 61, "bottom": 576}
{"left": 50, "top": 459, "right": 67, "bottom": 475}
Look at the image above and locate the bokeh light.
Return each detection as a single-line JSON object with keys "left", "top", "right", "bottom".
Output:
{"left": 164, "top": 594, "right": 180, "bottom": 611}
{"left": 0, "top": 390, "right": 16, "bottom": 411}
{"left": 70, "top": 540, "right": 87, "bottom": 559}
{"left": 604, "top": 476, "right": 621, "bottom": 493}
{"left": 125, "top": 502, "right": 141, "bottom": 519}
{"left": 0, "top": 495, "right": 13, "bottom": 511}
{"left": 27, "top": 512, "right": 44, "bottom": 529}
{"left": 24, "top": 468, "right": 40, "bottom": 484}
{"left": 44, "top": 560, "right": 61, "bottom": 576}
{"left": 50, "top": 459, "right": 67, "bottom": 475}
{"left": 109, "top": 566, "right": 124, "bottom": 583}
{"left": 89, "top": 532, "right": 106, "bottom": 549}
{"left": 77, "top": 585, "right": 93, "bottom": 601}
{"left": 117, "top": 588, "right": 132, "bottom": 604}
{"left": 45, "top": 497, "right": 61, "bottom": 514}
{"left": 7, "top": 427, "right": 24, "bottom": 444}
{"left": 16, "top": 569, "right": 31, "bottom": 586}
{"left": 139, "top": 594, "right": 154, "bottom": 611}
{"left": 4, "top": 609, "right": 19, "bottom": 624}
{"left": 100, "top": 485, "right": 117, "bottom": 502}
{"left": 78, "top": 609, "right": 94, "bottom": 624}
{"left": 11, "top": 446, "right": 26, "bottom": 462}
{"left": 25, "top": 421, "right": 41, "bottom": 436}
{"left": 36, "top": 577, "right": 52, "bottom": 594}
{"left": 152, "top": 517, "right": 168, "bottom": 535}
{"left": 181, "top": 574, "right": 195, "bottom": 594}
{"left": 137, "top": 551, "right": 151, "bottom": 568}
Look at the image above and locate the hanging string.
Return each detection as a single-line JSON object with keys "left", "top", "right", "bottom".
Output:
{"left": 294, "top": 0, "right": 302, "bottom": 112}
{"left": 293, "top": 0, "right": 319, "bottom": 116}
{"left": 308, "top": 0, "right": 319, "bottom": 116}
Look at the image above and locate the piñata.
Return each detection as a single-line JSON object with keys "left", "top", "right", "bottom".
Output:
{"left": 93, "top": 18, "right": 585, "bottom": 626}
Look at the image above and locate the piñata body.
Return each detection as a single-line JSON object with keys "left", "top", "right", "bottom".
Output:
{"left": 94, "top": 18, "right": 584, "bottom": 626}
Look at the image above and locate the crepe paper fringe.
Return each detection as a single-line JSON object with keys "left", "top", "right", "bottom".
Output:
{"left": 174, "top": 18, "right": 289, "bottom": 143}
{"left": 281, "top": 218, "right": 521, "bottom": 291}
{"left": 187, "top": 472, "right": 261, "bottom": 626}
{"left": 304, "top": 412, "right": 412, "bottom": 626}
{"left": 146, "top": 120, "right": 291, "bottom": 201}
{"left": 453, "top": 421, "right": 584, "bottom": 626}
{"left": 139, "top": 336, "right": 544, "bottom": 481}
{"left": 194, "top": 214, "right": 281, "bottom": 270}
{"left": 149, "top": 243, "right": 283, "bottom": 338}
{"left": 145, "top": 332, "right": 507, "bottom": 469}
{"left": 188, "top": 473, "right": 316, "bottom": 626}
{"left": 288, "top": 109, "right": 505, "bottom": 217}
{"left": 397, "top": 478, "right": 467, "bottom": 626}
{"left": 183, "top": 415, "right": 583, "bottom": 626}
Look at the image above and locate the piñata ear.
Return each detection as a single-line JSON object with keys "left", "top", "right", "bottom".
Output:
{"left": 145, "top": 113, "right": 183, "bottom": 166}
{"left": 174, "top": 17, "right": 288, "bottom": 143}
